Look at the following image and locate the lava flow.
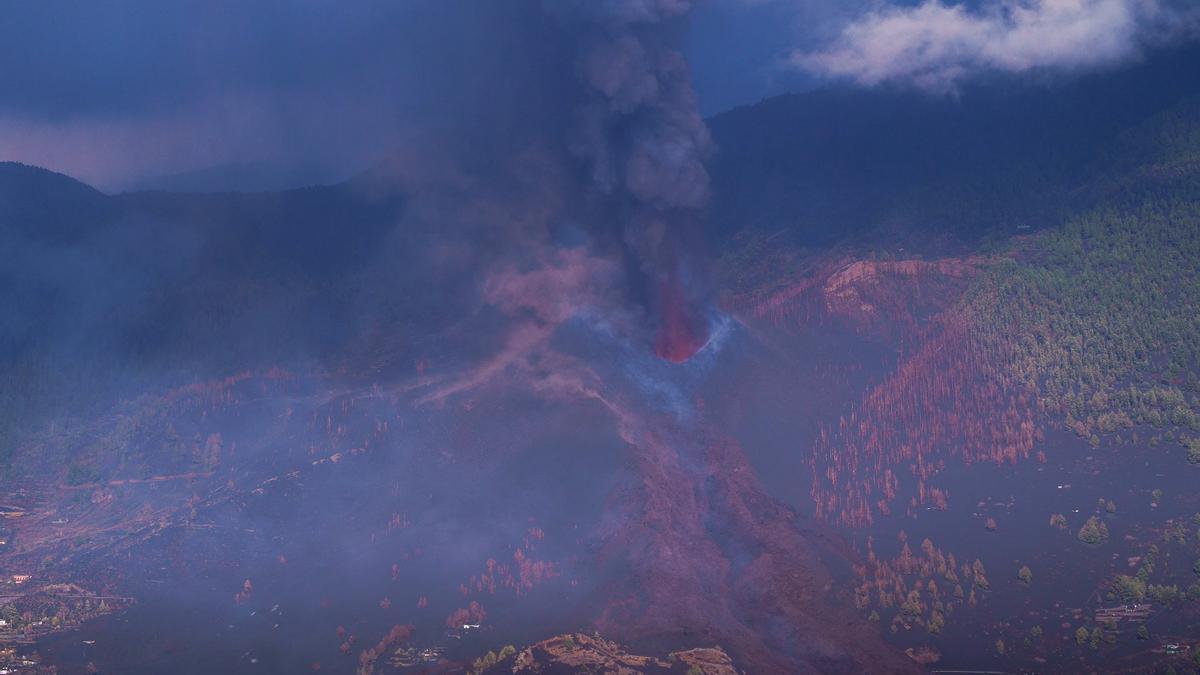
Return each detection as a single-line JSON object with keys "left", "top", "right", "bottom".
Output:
{"left": 653, "top": 276, "right": 709, "bottom": 363}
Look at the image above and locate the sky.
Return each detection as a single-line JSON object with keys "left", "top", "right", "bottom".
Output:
{"left": 0, "top": 0, "right": 1196, "bottom": 192}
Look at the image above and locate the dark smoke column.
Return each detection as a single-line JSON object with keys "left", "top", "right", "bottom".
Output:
{"left": 549, "top": 0, "right": 713, "bottom": 363}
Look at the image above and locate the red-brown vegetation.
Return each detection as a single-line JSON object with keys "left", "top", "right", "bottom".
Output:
{"left": 445, "top": 601, "right": 486, "bottom": 628}
{"left": 462, "top": 542, "right": 559, "bottom": 597}
{"left": 808, "top": 310, "right": 1036, "bottom": 525}
{"left": 357, "top": 624, "right": 413, "bottom": 675}
{"left": 853, "top": 534, "right": 986, "bottom": 635}
{"left": 731, "top": 251, "right": 1038, "bottom": 526}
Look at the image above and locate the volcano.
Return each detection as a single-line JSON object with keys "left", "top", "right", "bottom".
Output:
{"left": 4, "top": 15, "right": 1200, "bottom": 675}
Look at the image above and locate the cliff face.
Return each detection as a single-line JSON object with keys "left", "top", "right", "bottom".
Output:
{"left": 821, "top": 258, "right": 980, "bottom": 335}
{"left": 491, "top": 633, "right": 736, "bottom": 674}
{"left": 739, "top": 253, "right": 982, "bottom": 339}
{"left": 822, "top": 258, "right": 976, "bottom": 292}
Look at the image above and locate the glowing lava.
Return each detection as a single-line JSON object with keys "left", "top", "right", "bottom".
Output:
{"left": 653, "top": 277, "right": 709, "bottom": 363}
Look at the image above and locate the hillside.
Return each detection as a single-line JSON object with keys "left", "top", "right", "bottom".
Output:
{"left": 703, "top": 51, "right": 1200, "bottom": 672}
{"left": 2, "top": 44, "right": 1200, "bottom": 674}
{"left": 707, "top": 43, "right": 1200, "bottom": 247}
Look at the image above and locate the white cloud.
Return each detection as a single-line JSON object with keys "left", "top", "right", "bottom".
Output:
{"left": 789, "top": 0, "right": 1197, "bottom": 92}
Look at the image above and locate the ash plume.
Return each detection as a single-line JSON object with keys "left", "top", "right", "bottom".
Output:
{"left": 547, "top": 0, "right": 716, "bottom": 363}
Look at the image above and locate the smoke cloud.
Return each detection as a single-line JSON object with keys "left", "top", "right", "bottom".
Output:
{"left": 391, "top": 0, "right": 719, "bottom": 412}
{"left": 548, "top": 0, "right": 715, "bottom": 362}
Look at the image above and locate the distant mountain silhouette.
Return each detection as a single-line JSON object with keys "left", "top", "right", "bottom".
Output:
{"left": 0, "top": 162, "right": 111, "bottom": 241}
{"left": 706, "top": 43, "right": 1200, "bottom": 246}
{"left": 0, "top": 160, "right": 406, "bottom": 422}
{"left": 128, "top": 160, "right": 344, "bottom": 194}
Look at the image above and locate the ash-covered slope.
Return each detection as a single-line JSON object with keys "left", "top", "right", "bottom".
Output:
{"left": 0, "top": 312, "right": 919, "bottom": 673}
